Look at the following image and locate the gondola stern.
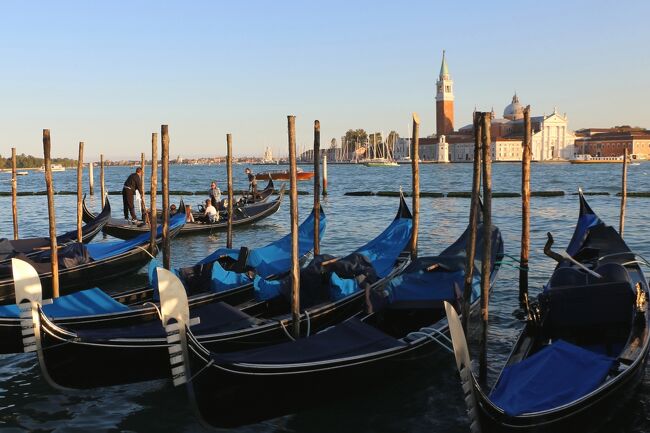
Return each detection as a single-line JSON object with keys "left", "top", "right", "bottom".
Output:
{"left": 396, "top": 191, "right": 413, "bottom": 220}
{"left": 444, "top": 301, "right": 484, "bottom": 433}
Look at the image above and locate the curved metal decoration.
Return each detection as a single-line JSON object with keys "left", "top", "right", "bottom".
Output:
{"left": 11, "top": 258, "right": 43, "bottom": 353}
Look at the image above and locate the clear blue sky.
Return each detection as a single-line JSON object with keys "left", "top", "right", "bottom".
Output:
{"left": 1, "top": 0, "right": 648, "bottom": 159}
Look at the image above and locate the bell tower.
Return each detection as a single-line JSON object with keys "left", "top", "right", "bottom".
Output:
{"left": 436, "top": 50, "right": 454, "bottom": 137}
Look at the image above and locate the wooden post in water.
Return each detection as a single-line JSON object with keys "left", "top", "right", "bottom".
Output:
{"left": 461, "top": 112, "right": 482, "bottom": 332}
{"left": 100, "top": 154, "right": 105, "bottom": 209}
{"left": 140, "top": 152, "right": 147, "bottom": 221}
{"left": 88, "top": 161, "right": 94, "bottom": 195}
{"left": 313, "top": 120, "right": 321, "bottom": 255}
{"left": 478, "top": 112, "right": 493, "bottom": 385}
{"left": 519, "top": 106, "right": 532, "bottom": 308}
{"left": 226, "top": 133, "right": 234, "bottom": 249}
{"left": 410, "top": 113, "right": 420, "bottom": 259}
{"left": 322, "top": 154, "right": 328, "bottom": 196}
{"left": 76, "top": 142, "right": 84, "bottom": 242}
{"left": 620, "top": 148, "right": 628, "bottom": 238}
{"left": 43, "top": 129, "right": 59, "bottom": 298}
{"left": 288, "top": 115, "right": 301, "bottom": 339}
{"left": 11, "top": 148, "right": 18, "bottom": 240}
{"left": 150, "top": 133, "right": 158, "bottom": 255}
{"left": 161, "top": 125, "right": 170, "bottom": 270}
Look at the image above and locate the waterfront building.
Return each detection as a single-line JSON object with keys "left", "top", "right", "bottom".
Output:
{"left": 574, "top": 127, "right": 650, "bottom": 158}
{"left": 434, "top": 135, "right": 450, "bottom": 162}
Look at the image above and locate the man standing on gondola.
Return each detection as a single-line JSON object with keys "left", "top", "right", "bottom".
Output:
{"left": 122, "top": 167, "right": 143, "bottom": 222}
{"left": 245, "top": 167, "right": 257, "bottom": 203}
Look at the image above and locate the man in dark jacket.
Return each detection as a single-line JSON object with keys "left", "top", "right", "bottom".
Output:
{"left": 122, "top": 167, "right": 143, "bottom": 221}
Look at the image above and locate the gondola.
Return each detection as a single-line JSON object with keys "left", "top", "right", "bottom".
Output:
{"left": 162, "top": 211, "right": 503, "bottom": 427}
{"left": 0, "top": 211, "right": 186, "bottom": 305}
{"left": 446, "top": 191, "right": 650, "bottom": 433}
{"left": 30, "top": 196, "right": 411, "bottom": 389}
{"left": 82, "top": 182, "right": 284, "bottom": 240}
{"left": 0, "top": 206, "right": 325, "bottom": 355}
{"left": 0, "top": 198, "right": 111, "bottom": 265}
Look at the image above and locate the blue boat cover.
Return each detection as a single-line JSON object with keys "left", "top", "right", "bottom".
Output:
{"left": 385, "top": 269, "right": 480, "bottom": 304}
{"left": 329, "top": 272, "right": 360, "bottom": 301}
{"left": 253, "top": 275, "right": 282, "bottom": 301}
{"left": 0, "top": 288, "right": 129, "bottom": 319}
{"left": 353, "top": 217, "right": 412, "bottom": 278}
{"left": 212, "top": 317, "right": 405, "bottom": 365}
{"left": 489, "top": 339, "right": 615, "bottom": 416}
{"left": 211, "top": 261, "right": 252, "bottom": 293}
{"left": 248, "top": 208, "right": 326, "bottom": 278}
{"left": 87, "top": 212, "right": 186, "bottom": 261}
{"left": 566, "top": 197, "right": 601, "bottom": 257}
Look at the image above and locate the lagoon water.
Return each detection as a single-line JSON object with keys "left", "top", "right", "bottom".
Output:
{"left": 0, "top": 162, "right": 649, "bottom": 432}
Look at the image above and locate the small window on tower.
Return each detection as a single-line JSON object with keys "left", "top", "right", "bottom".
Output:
{"left": 445, "top": 85, "right": 451, "bottom": 93}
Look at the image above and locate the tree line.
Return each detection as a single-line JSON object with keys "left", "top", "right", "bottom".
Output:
{"left": 0, "top": 153, "right": 77, "bottom": 169}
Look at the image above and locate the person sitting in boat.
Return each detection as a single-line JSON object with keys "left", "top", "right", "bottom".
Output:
{"left": 209, "top": 181, "right": 222, "bottom": 209}
{"left": 185, "top": 204, "right": 195, "bottom": 223}
{"left": 170, "top": 204, "right": 178, "bottom": 215}
{"left": 122, "top": 167, "right": 143, "bottom": 222}
{"left": 201, "top": 199, "right": 219, "bottom": 223}
{"left": 245, "top": 167, "right": 257, "bottom": 202}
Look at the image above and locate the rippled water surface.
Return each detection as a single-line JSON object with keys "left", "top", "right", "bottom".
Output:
{"left": 1, "top": 162, "right": 649, "bottom": 432}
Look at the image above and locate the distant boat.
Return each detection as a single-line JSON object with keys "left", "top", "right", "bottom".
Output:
{"left": 16, "top": 171, "right": 28, "bottom": 176}
{"left": 254, "top": 168, "right": 314, "bottom": 181}
{"left": 569, "top": 154, "right": 623, "bottom": 164}
{"left": 363, "top": 158, "right": 399, "bottom": 167}
{"left": 39, "top": 164, "right": 66, "bottom": 172}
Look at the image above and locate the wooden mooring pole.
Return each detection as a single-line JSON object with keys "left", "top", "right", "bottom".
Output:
{"left": 462, "top": 112, "right": 482, "bottom": 332}
{"left": 76, "top": 142, "right": 84, "bottom": 242}
{"left": 150, "top": 133, "right": 158, "bottom": 255}
{"left": 322, "top": 154, "right": 328, "bottom": 196}
{"left": 11, "top": 148, "right": 18, "bottom": 240}
{"left": 519, "top": 106, "right": 532, "bottom": 308}
{"left": 43, "top": 129, "right": 59, "bottom": 298}
{"left": 410, "top": 113, "right": 420, "bottom": 259}
{"left": 161, "top": 125, "right": 170, "bottom": 270}
{"left": 479, "top": 112, "right": 493, "bottom": 385}
{"left": 100, "top": 154, "right": 105, "bottom": 209}
{"left": 620, "top": 148, "right": 628, "bottom": 237}
{"left": 313, "top": 120, "right": 321, "bottom": 255}
{"left": 88, "top": 161, "right": 94, "bottom": 195}
{"left": 288, "top": 115, "right": 301, "bottom": 339}
{"left": 226, "top": 133, "right": 234, "bottom": 249}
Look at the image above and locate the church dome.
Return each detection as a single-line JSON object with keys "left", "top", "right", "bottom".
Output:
{"left": 503, "top": 93, "right": 524, "bottom": 120}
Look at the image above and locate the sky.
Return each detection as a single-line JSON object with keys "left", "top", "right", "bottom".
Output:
{"left": 0, "top": 0, "right": 648, "bottom": 159}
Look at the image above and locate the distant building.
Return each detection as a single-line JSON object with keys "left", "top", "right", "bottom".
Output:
{"left": 574, "top": 127, "right": 650, "bottom": 157}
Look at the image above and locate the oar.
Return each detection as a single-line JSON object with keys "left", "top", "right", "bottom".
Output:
{"left": 444, "top": 301, "right": 482, "bottom": 433}
{"left": 543, "top": 232, "right": 602, "bottom": 279}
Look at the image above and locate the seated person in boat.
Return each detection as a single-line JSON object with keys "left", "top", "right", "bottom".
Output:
{"left": 185, "top": 204, "right": 195, "bottom": 223}
{"left": 245, "top": 167, "right": 257, "bottom": 202}
{"left": 209, "top": 181, "right": 221, "bottom": 209}
{"left": 198, "top": 199, "right": 219, "bottom": 223}
{"left": 170, "top": 204, "right": 178, "bottom": 215}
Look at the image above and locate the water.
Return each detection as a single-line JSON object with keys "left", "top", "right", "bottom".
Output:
{"left": 1, "top": 162, "right": 650, "bottom": 432}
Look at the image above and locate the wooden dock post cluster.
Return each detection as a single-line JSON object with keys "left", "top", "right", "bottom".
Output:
{"left": 150, "top": 133, "right": 158, "bottom": 254}
{"left": 461, "top": 112, "right": 483, "bottom": 332}
{"left": 76, "top": 142, "right": 84, "bottom": 242}
{"left": 226, "top": 133, "right": 234, "bottom": 249}
{"left": 287, "top": 115, "right": 301, "bottom": 339}
{"left": 11, "top": 148, "right": 18, "bottom": 240}
{"left": 161, "top": 125, "right": 171, "bottom": 270}
{"left": 519, "top": 106, "right": 532, "bottom": 309}
{"left": 313, "top": 120, "right": 321, "bottom": 255}
{"left": 478, "top": 111, "right": 493, "bottom": 385}
{"left": 42, "top": 129, "right": 59, "bottom": 298}
{"left": 410, "top": 113, "right": 420, "bottom": 259}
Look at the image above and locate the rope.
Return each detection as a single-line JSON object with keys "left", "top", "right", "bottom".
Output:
{"left": 305, "top": 310, "right": 311, "bottom": 337}
{"left": 142, "top": 301, "right": 163, "bottom": 321}
{"left": 135, "top": 245, "right": 156, "bottom": 260}
{"left": 186, "top": 359, "right": 215, "bottom": 383}
{"left": 278, "top": 319, "right": 296, "bottom": 341}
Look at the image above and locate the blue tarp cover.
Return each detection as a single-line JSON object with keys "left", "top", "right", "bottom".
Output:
{"left": 353, "top": 217, "right": 413, "bottom": 278}
{"left": 87, "top": 212, "right": 186, "bottom": 261}
{"left": 0, "top": 288, "right": 129, "bottom": 319}
{"left": 385, "top": 269, "right": 480, "bottom": 304}
{"left": 329, "top": 272, "right": 360, "bottom": 301}
{"left": 212, "top": 317, "right": 405, "bottom": 365}
{"left": 211, "top": 261, "right": 252, "bottom": 293}
{"left": 566, "top": 212, "right": 601, "bottom": 257}
{"left": 253, "top": 275, "right": 282, "bottom": 301}
{"left": 490, "top": 339, "right": 615, "bottom": 416}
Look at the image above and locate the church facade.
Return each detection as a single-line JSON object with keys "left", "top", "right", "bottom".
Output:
{"left": 428, "top": 52, "right": 576, "bottom": 162}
